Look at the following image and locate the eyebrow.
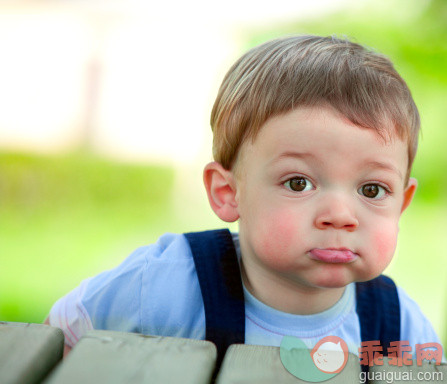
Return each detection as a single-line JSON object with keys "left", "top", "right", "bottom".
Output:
{"left": 364, "top": 160, "right": 403, "bottom": 180}
{"left": 269, "top": 151, "right": 317, "bottom": 166}
{"left": 269, "top": 152, "right": 403, "bottom": 179}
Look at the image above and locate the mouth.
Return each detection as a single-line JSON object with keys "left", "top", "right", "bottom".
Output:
{"left": 309, "top": 248, "right": 358, "bottom": 264}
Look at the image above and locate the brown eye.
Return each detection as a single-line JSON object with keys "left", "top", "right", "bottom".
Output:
{"left": 284, "top": 177, "right": 313, "bottom": 192}
{"left": 359, "top": 184, "right": 386, "bottom": 199}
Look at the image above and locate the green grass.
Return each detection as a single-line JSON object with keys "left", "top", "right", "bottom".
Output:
{"left": 0, "top": 151, "right": 178, "bottom": 322}
{"left": 0, "top": 151, "right": 228, "bottom": 324}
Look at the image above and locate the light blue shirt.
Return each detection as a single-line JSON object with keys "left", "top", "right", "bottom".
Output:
{"left": 50, "top": 232, "right": 443, "bottom": 357}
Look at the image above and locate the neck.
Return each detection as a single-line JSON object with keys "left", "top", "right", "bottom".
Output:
{"left": 240, "top": 259, "right": 346, "bottom": 315}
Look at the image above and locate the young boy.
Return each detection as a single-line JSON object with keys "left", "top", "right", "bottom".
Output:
{"left": 46, "top": 35, "right": 442, "bottom": 362}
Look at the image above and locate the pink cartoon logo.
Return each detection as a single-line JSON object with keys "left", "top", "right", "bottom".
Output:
{"left": 311, "top": 336, "right": 349, "bottom": 374}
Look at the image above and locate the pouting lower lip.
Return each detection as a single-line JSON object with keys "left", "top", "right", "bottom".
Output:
{"left": 309, "top": 248, "right": 358, "bottom": 263}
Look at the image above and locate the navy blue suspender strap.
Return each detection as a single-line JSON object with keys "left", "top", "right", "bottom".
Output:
{"left": 356, "top": 275, "right": 401, "bottom": 352}
{"left": 185, "top": 229, "right": 400, "bottom": 373}
{"left": 184, "top": 229, "right": 245, "bottom": 369}
{"left": 356, "top": 275, "right": 401, "bottom": 376}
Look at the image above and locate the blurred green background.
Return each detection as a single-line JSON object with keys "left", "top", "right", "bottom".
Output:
{"left": 1, "top": 0, "right": 446, "bottom": 348}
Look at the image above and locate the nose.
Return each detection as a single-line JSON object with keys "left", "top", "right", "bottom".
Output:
{"left": 315, "top": 194, "right": 359, "bottom": 231}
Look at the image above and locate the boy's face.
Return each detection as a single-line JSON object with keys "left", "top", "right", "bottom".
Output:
{"left": 232, "top": 106, "right": 416, "bottom": 290}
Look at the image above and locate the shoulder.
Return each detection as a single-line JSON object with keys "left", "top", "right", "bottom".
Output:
{"left": 48, "top": 232, "right": 200, "bottom": 344}
{"left": 360, "top": 277, "right": 442, "bottom": 345}
{"left": 397, "top": 286, "right": 442, "bottom": 344}
{"left": 104, "top": 232, "right": 194, "bottom": 273}
{"left": 84, "top": 232, "right": 193, "bottom": 299}
{"left": 130, "top": 232, "right": 194, "bottom": 263}
{"left": 150, "top": 232, "right": 195, "bottom": 260}
{"left": 74, "top": 233, "right": 195, "bottom": 331}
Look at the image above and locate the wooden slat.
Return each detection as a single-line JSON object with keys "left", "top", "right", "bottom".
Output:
{"left": 0, "top": 322, "right": 64, "bottom": 384}
{"left": 216, "top": 344, "right": 362, "bottom": 384}
{"left": 44, "top": 330, "right": 216, "bottom": 384}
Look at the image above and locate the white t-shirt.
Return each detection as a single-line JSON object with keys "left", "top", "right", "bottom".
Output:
{"left": 49, "top": 232, "right": 443, "bottom": 357}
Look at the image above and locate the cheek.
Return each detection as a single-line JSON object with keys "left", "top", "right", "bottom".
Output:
{"left": 372, "top": 225, "right": 399, "bottom": 262}
{"left": 253, "top": 210, "right": 302, "bottom": 268}
{"left": 357, "top": 222, "right": 399, "bottom": 281}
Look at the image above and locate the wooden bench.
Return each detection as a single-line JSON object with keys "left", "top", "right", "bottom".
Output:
{"left": 1, "top": 322, "right": 445, "bottom": 383}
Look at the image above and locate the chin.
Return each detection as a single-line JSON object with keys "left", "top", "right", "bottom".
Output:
{"left": 310, "top": 270, "right": 355, "bottom": 289}
{"left": 354, "top": 271, "right": 384, "bottom": 283}
{"left": 316, "top": 280, "right": 351, "bottom": 289}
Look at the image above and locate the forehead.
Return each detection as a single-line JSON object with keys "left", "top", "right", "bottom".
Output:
{"left": 235, "top": 107, "right": 408, "bottom": 178}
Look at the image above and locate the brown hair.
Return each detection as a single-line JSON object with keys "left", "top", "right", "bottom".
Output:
{"left": 210, "top": 35, "right": 420, "bottom": 181}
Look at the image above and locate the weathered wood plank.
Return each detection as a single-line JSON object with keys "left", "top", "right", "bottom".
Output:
{"left": 0, "top": 322, "right": 64, "bottom": 384}
{"left": 216, "top": 344, "right": 362, "bottom": 384}
{"left": 44, "top": 330, "right": 216, "bottom": 384}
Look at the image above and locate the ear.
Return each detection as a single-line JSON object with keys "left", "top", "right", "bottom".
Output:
{"left": 401, "top": 177, "right": 417, "bottom": 214}
{"left": 203, "top": 162, "right": 239, "bottom": 222}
